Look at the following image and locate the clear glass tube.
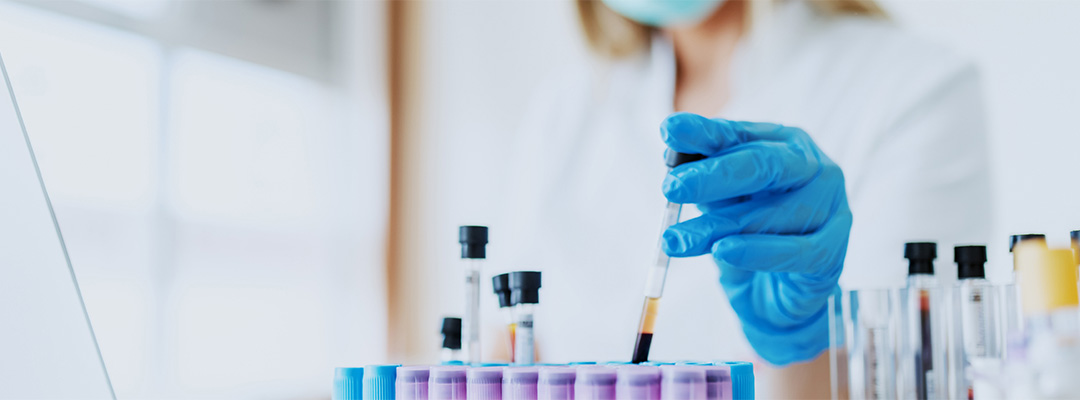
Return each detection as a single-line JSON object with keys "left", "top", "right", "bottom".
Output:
{"left": 442, "top": 348, "right": 462, "bottom": 364}
{"left": 643, "top": 201, "right": 683, "bottom": 299}
{"left": 632, "top": 200, "right": 682, "bottom": 363}
{"left": 502, "top": 307, "right": 516, "bottom": 363}
{"left": 513, "top": 303, "right": 536, "bottom": 365}
{"left": 463, "top": 259, "right": 482, "bottom": 364}
{"left": 844, "top": 289, "right": 898, "bottom": 400}
{"left": 900, "top": 275, "right": 947, "bottom": 400}
{"left": 953, "top": 278, "right": 1000, "bottom": 400}
{"left": 1000, "top": 277, "right": 1023, "bottom": 357}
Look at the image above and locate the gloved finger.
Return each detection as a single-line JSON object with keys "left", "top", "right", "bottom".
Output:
{"left": 660, "top": 113, "right": 798, "bottom": 155}
{"left": 662, "top": 214, "right": 741, "bottom": 257}
{"left": 712, "top": 208, "right": 851, "bottom": 276}
{"left": 664, "top": 188, "right": 834, "bottom": 257}
{"left": 663, "top": 141, "right": 823, "bottom": 204}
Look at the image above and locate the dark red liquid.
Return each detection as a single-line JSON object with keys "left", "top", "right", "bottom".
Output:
{"left": 631, "top": 333, "right": 653, "bottom": 364}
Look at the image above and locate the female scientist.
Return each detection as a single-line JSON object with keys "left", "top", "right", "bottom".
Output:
{"left": 500, "top": 0, "right": 990, "bottom": 396}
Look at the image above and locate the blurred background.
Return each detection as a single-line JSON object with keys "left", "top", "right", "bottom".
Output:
{"left": 1, "top": 0, "right": 1078, "bottom": 398}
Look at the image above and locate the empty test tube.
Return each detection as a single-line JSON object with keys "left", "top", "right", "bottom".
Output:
{"left": 459, "top": 226, "right": 489, "bottom": 364}
{"left": 575, "top": 366, "right": 617, "bottom": 400}
{"left": 430, "top": 366, "right": 468, "bottom": 400}
{"left": 511, "top": 271, "right": 542, "bottom": 365}
{"left": 503, "top": 367, "right": 539, "bottom": 400}
{"left": 660, "top": 365, "right": 707, "bottom": 400}
{"left": 493, "top": 273, "right": 516, "bottom": 362}
{"left": 616, "top": 365, "right": 661, "bottom": 400}
{"left": 953, "top": 245, "right": 1000, "bottom": 400}
{"left": 397, "top": 366, "right": 430, "bottom": 400}
{"left": 333, "top": 367, "right": 364, "bottom": 400}
{"left": 537, "top": 367, "right": 576, "bottom": 400}
{"left": 468, "top": 367, "right": 504, "bottom": 400}
{"left": 844, "top": 289, "right": 897, "bottom": 400}
{"left": 632, "top": 151, "right": 706, "bottom": 364}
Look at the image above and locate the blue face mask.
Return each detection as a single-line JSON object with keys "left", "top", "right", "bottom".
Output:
{"left": 600, "top": 0, "right": 726, "bottom": 27}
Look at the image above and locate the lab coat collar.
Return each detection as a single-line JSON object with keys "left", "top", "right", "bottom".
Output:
{"left": 648, "top": 0, "right": 821, "bottom": 118}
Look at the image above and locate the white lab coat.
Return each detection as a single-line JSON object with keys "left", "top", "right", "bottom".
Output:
{"left": 496, "top": 0, "right": 991, "bottom": 377}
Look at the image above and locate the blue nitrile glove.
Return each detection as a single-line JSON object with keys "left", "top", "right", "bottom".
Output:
{"left": 659, "top": 112, "right": 852, "bottom": 366}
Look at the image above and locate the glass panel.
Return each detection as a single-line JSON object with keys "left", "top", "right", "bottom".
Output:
{"left": 0, "top": 55, "right": 114, "bottom": 399}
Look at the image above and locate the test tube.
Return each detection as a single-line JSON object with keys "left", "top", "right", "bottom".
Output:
{"left": 953, "top": 245, "right": 1000, "bottom": 400}
{"left": 900, "top": 242, "right": 947, "bottom": 400}
{"left": 397, "top": 366, "right": 431, "bottom": 400}
{"left": 493, "top": 273, "right": 516, "bottom": 362}
{"left": 843, "top": 289, "right": 897, "bottom": 400}
{"left": 459, "top": 225, "right": 489, "bottom": 364}
{"left": 510, "top": 271, "right": 542, "bottom": 365}
{"left": 333, "top": 367, "right": 364, "bottom": 400}
{"left": 430, "top": 366, "right": 468, "bottom": 400}
{"left": 537, "top": 367, "right": 576, "bottom": 400}
{"left": 441, "top": 317, "right": 463, "bottom": 363}
{"left": 363, "top": 364, "right": 400, "bottom": 400}
{"left": 575, "top": 366, "right": 617, "bottom": 400}
{"left": 1071, "top": 230, "right": 1080, "bottom": 266}
{"left": 660, "top": 365, "right": 706, "bottom": 400}
{"left": 1004, "top": 234, "right": 1046, "bottom": 351}
{"left": 468, "top": 367, "right": 504, "bottom": 400}
{"left": 631, "top": 151, "right": 706, "bottom": 364}
{"left": 1015, "top": 247, "right": 1080, "bottom": 398}
{"left": 503, "top": 367, "right": 539, "bottom": 400}
{"left": 616, "top": 365, "right": 661, "bottom": 400}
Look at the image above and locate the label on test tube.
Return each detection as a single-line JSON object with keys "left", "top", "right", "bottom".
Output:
{"left": 515, "top": 313, "right": 535, "bottom": 364}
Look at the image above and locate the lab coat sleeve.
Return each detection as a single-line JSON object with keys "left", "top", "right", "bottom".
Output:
{"left": 841, "top": 62, "right": 993, "bottom": 289}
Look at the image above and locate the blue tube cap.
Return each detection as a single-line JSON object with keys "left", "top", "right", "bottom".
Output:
{"left": 334, "top": 367, "right": 364, "bottom": 400}
{"left": 725, "top": 362, "right": 755, "bottom": 400}
{"left": 363, "top": 364, "right": 401, "bottom": 399}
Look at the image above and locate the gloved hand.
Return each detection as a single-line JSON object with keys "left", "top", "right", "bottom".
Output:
{"left": 659, "top": 112, "right": 852, "bottom": 366}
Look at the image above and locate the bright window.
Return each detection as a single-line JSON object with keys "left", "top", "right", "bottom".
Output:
{"left": 0, "top": 1, "right": 387, "bottom": 398}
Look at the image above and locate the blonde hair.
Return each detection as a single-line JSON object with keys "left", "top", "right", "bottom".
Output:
{"left": 576, "top": 0, "right": 888, "bottom": 58}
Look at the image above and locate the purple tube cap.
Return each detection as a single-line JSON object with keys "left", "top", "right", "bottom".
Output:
{"left": 538, "top": 366, "right": 576, "bottom": 385}
{"left": 617, "top": 365, "right": 661, "bottom": 385}
{"left": 430, "top": 365, "right": 468, "bottom": 382}
{"left": 398, "top": 366, "right": 431, "bottom": 382}
{"left": 505, "top": 367, "right": 540, "bottom": 384}
{"left": 575, "top": 366, "right": 617, "bottom": 385}
{"left": 661, "top": 366, "right": 706, "bottom": 399}
{"left": 468, "top": 367, "right": 505, "bottom": 384}
{"left": 661, "top": 366, "right": 706, "bottom": 383}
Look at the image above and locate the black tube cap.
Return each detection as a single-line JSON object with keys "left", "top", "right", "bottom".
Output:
{"left": 509, "top": 271, "right": 542, "bottom": 305}
{"left": 955, "top": 245, "right": 987, "bottom": 279}
{"left": 441, "top": 317, "right": 462, "bottom": 350}
{"left": 459, "top": 226, "right": 488, "bottom": 259}
{"left": 1009, "top": 234, "right": 1045, "bottom": 252}
{"left": 904, "top": 242, "right": 936, "bottom": 275}
{"left": 492, "top": 273, "right": 512, "bottom": 308}
{"left": 1072, "top": 230, "right": 1079, "bottom": 242}
{"left": 665, "top": 150, "right": 707, "bottom": 168}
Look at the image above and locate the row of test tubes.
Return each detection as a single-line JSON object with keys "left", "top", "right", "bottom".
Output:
{"left": 450, "top": 226, "right": 542, "bottom": 366}
{"left": 831, "top": 234, "right": 1080, "bottom": 400}
{"left": 334, "top": 361, "right": 754, "bottom": 400}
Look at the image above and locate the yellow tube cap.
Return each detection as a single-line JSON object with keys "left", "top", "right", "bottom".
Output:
{"left": 1018, "top": 248, "right": 1080, "bottom": 315}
